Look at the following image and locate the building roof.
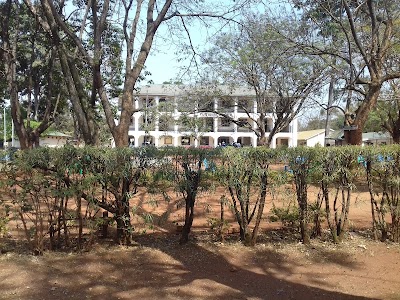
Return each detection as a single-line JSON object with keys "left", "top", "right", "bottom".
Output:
{"left": 42, "top": 131, "right": 72, "bottom": 138}
{"left": 325, "top": 129, "right": 344, "bottom": 140}
{"left": 136, "top": 84, "right": 256, "bottom": 97}
{"left": 325, "top": 130, "right": 391, "bottom": 141}
{"left": 362, "top": 132, "right": 391, "bottom": 141}
{"left": 297, "top": 129, "right": 326, "bottom": 141}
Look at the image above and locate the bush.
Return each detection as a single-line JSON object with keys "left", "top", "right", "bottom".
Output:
{"left": 1, "top": 144, "right": 400, "bottom": 251}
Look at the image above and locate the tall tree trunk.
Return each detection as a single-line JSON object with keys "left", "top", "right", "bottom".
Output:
{"left": 249, "top": 171, "right": 268, "bottom": 246}
{"left": 229, "top": 186, "right": 247, "bottom": 241}
{"left": 2, "top": 1, "right": 65, "bottom": 149}
{"left": 345, "top": 84, "right": 382, "bottom": 145}
{"left": 2, "top": 0, "right": 28, "bottom": 149}
{"left": 179, "top": 194, "right": 195, "bottom": 245}
{"left": 115, "top": 179, "right": 132, "bottom": 245}
{"left": 324, "top": 77, "right": 335, "bottom": 143}
{"left": 38, "top": 0, "right": 99, "bottom": 146}
{"left": 112, "top": 90, "right": 134, "bottom": 147}
{"left": 179, "top": 162, "right": 201, "bottom": 244}
{"left": 294, "top": 170, "right": 310, "bottom": 244}
{"left": 344, "top": 126, "right": 363, "bottom": 146}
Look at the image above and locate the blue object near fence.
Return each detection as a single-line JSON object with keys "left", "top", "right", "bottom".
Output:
{"left": 203, "top": 158, "right": 216, "bottom": 172}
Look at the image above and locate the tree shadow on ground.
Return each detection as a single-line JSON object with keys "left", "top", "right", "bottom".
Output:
{"left": 0, "top": 233, "right": 387, "bottom": 300}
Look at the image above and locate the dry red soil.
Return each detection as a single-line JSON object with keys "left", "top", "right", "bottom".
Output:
{"left": 1, "top": 185, "right": 400, "bottom": 300}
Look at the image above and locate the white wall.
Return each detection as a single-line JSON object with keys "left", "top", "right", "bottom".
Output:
{"left": 306, "top": 133, "right": 325, "bottom": 147}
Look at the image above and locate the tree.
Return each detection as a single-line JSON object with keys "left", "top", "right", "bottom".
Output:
{"left": 375, "top": 81, "right": 400, "bottom": 143}
{"left": 294, "top": 0, "right": 400, "bottom": 145}
{"left": 170, "top": 148, "right": 211, "bottom": 244}
{"left": 219, "top": 147, "right": 272, "bottom": 245}
{"left": 22, "top": 0, "right": 256, "bottom": 244}
{"left": 24, "top": 0, "right": 255, "bottom": 148}
{"left": 0, "top": 1, "right": 65, "bottom": 149}
{"left": 192, "top": 13, "right": 326, "bottom": 147}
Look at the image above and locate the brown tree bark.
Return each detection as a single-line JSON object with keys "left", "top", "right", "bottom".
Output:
{"left": 249, "top": 171, "right": 268, "bottom": 246}
{"left": 39, "top": 0, "right": 99, "bottom": 145}
{"left": 344, "top": 127, "right": 363, "bottom": 146}
{"left": 179, "top": 161, "right": 202, "bottom": 244}
{"left": 344, "top": 84, "right": 382, "bottom": 145}
{"left": 340, "top": 0, "right": 398, "bottom": 144}
{"left": 2, "top": 0, "right": 55, "bottom": 149}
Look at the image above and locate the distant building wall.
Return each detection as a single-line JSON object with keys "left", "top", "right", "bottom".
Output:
{"left": 125, "top": 84, "right": 298, "bottom": 149}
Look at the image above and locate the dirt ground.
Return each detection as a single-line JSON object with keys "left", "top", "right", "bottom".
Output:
{"left": 1, "top": 185, "right": 400, "bottom": 300}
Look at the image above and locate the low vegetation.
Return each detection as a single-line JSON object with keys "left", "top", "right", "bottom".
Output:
{"left": 0, "top": 145, "right": 400, "bottom": 254}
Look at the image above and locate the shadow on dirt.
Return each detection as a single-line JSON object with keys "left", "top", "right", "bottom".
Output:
{"left": 0, "top": 232, "right": 384, "bottom": 300}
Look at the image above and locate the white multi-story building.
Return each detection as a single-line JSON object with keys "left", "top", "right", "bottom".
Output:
{"left": 127, "top": 84, "right": 298, "bottom": 148}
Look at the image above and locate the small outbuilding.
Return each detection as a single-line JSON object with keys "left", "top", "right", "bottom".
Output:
{"left": 298, "top": 129, "right": 331, "bottom": 147}
{"left": 325, "top": 130, "right": 393, "bottom": 146}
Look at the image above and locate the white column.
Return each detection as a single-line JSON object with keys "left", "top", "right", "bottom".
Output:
{"left": 173, "top": 135, "right": 179, "bottom": 147}
{"left": 155, "top": 96, "right": 159, "bottom": 132}
{"left": 135, "top": 97, "right": 139, "bottom": 110}
{"left": 271, "top": 137, "right": 277, "bottom": 148}
{"left": 212, "top": 134, "right": 218, "bottom": 147}
{"left": 291, "top": 119, "right": 298, "bottom": 147}
{"left": 134, "top": 115, "right": 139, "bottom": 132}
{"left": 214, "top": 98, "right": 218, "bottom": 133}
{"left": 134, "top": 135, "right": 139, "bottom": 147}
{"left": 252, "top": 135, "right": 257, "bottom": 147}
{"left": 154, "top": 134, "right": 159, "bottom": 147}
{"left": 174, "top": 98, "right": 179, "bottom": 134}
{"left": 233, "top": 97, "right": 238, "bottom": 134}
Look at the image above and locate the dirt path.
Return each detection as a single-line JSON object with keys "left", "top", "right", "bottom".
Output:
{"left": 1, "top": 179, "right": 400, "bottom": 299}
{"left": 1, "top": 232, "right": 399, "bottom": 300}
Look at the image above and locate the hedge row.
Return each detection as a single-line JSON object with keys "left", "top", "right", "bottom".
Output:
{"left": 0, "top": 145, "right": 399, "bottom": 253}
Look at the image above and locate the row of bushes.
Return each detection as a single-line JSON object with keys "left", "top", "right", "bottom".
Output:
{"left": 0, "top": 145, "right": 399, "bottom": 253}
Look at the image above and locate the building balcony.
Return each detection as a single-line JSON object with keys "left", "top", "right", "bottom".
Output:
{"left": 217, "top": 126, "right": 234, "bottom": 132}
{"left": 237, "top": 127, "right": 252, "bottom": 132}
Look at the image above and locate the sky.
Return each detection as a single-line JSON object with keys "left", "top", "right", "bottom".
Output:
{"left": 143, "top": 18, "right": 214, "bottom": 85}
{"left": 142, "top": 0, "right": 287, "bottom": 85}
{"left": 145, "top": 52, "right": 179, "bottom": 84}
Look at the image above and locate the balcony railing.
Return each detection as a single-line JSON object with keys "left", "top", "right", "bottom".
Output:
{"left": 237, "top": 127, "right": 252, "bottom": 132}
{"left": 217, "top": 126, "right": 234, "bottom": 132}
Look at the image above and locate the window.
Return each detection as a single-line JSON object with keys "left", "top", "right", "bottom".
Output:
{"left": 144, "top": 114, "right": 153, "bottom": 125}
{"left": 200, "top": 136, "right": 209, "bottom": 145}
{"left": 201, "top": 100, "right": 214, "bottom": 112}
{"left": 158, "top": 98, "right": 167, "bottom": 112}
{"left": 221, "top": 118, "right": 231, "bottom": 127}
{"left": 205, "top": 118, "right": 214, "bottom": 131}
{"left": 181, "top": 136, "right": 190, "bottom": 145}
{"left": 238, "top": 118, "right": 248, "bottom": 126}
{"left": 159, "top": 115, "right": 172, "bottom": 131}
{"left": 142, "top": 97, "right": 154, "bottom": 108}
{"left": 279, "top": 139, "right": 289, "bottom": 147}
{"left": 220, "top": 99, "right": 232, "bottom": 109}
{"left": 164, "top": 136, "right": 172, "bottom": 145}
{"left": 237, "top": 99, "right": 252, "bottom": 112}
{"left": 264, "top": 119, "right": 273, "bottom": 132}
